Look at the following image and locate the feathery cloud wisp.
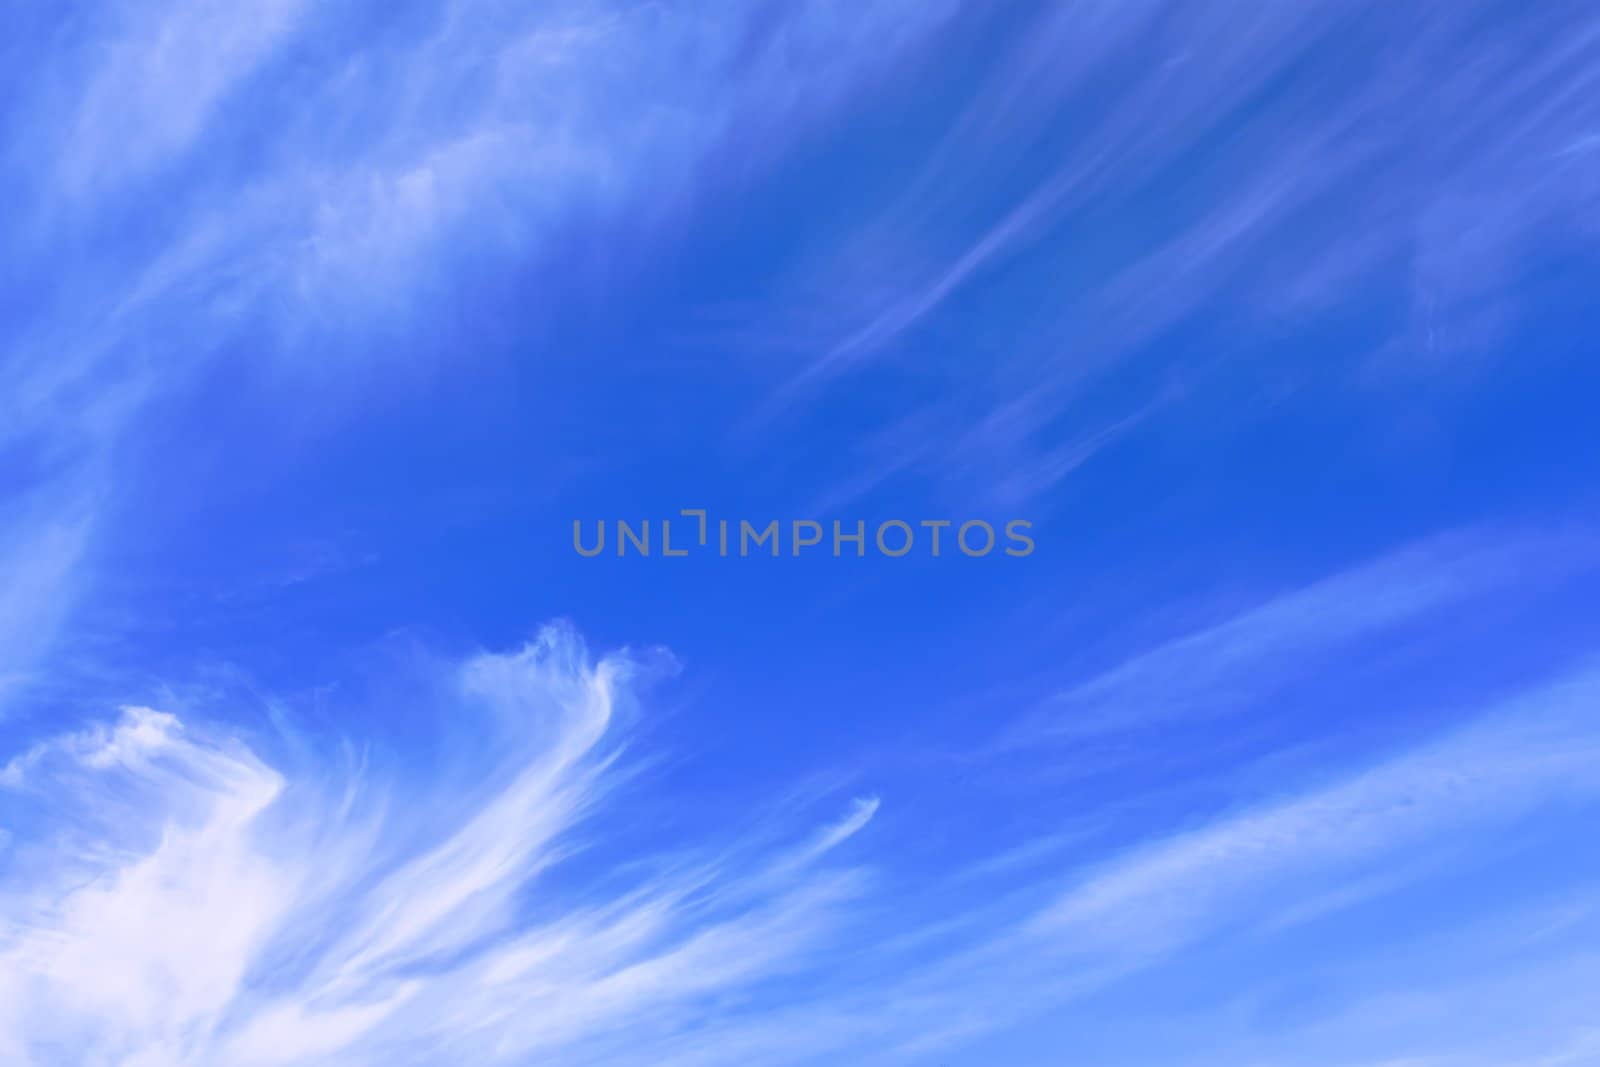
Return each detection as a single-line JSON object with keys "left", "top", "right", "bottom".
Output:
{"left": 6, "top": 621, "right": 1600, "bottom": 1065}
{"left": 0, "top": 625, "right": 873, "bottom": 1066}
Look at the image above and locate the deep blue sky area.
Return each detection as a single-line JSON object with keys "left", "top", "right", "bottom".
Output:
{"left": 3, "top": 2, "right": 1600, "bottom": 1065}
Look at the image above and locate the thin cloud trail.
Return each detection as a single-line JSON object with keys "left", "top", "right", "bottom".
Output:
{"left": 5, "top": 622, "right": 1600, "bottom": 1064}
{"left": 2, "top": 3, "right": 1597, "bottom": 1064}
{"left": 999, "top": 527, "right": 1598, "bottom": 750}
{"left": 0, "top": 0, "right": 957, "bottom": 720}
{"left": 748, "top": 2, "right": 1600, "bottom": 503}
{"left": 0, "top": 624, "right": 876, "bottom": 1066}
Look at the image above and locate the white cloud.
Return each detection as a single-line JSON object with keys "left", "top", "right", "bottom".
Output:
{"left": 1004, "top": 528, "right": 1595, "bottom": 746}
{"left": 0, "top": 0, "right": 957, "bottom": 735}
{"left": 6, "top": 624, "right": 1599, "bottom": 1065}
{"left": 750, "top": 3, "right": 1600, "bottom": 503}
{"left": 0, "top": 625, "right": 874, "bottom": 1066}
{"left": 1032, "top": 670, "right": 1600, "bottom": 956}
{"left": 54, "top": 0, "right": 313, "bottom": 198}
{"left": 0, "top": 493, "right": 96, "bottom": 719}
{"left": 0, "top": 705, "right": 177, "bottom": 786}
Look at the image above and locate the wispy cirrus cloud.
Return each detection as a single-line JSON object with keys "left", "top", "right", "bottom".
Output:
{"left": 0, "top": 625, "right": 876, "bottom": 1066}
{"left": 744, "top": 1, "right": 1600, "bottom": 505}
{"left": 0, "top": 0, "right": 958, "bottom": 713}
{"left": 620, "top": 668, "right": 1600, "bottom": 1067}
{"left": 15, "top": 0, "right": 960, "bottom": 348}
{"left": 5, "top": 620, "right": 1600, "bottom": 1065}
{"left": 1030, "top": 671, "right": 1600, "bottom": 957}
{"left": 3, "top": 4, "right": 1598, "bottom": 1064}
{"left": 0, "top": 488, "right": 97, "bottom": 717}
{"left": 49, "top": 0, "right": 313, "bottom": 200}
{"left": 1002, "top": 527, "right": 1596, "bottom": 749}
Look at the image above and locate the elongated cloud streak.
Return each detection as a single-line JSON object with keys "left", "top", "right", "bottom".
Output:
{"left": 6, "top": 621, "right": 1600, "bottom": 1066}
{"left": 0, "top": 626, "right": 873, "bottom": 1066}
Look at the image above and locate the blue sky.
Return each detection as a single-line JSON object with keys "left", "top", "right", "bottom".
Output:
{"left": 3, "top": 1, "right": 1600, "bottom": 1064}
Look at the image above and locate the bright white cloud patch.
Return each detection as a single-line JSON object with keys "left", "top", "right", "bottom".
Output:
{"left": 0, "top": 625, "right": 872, "bottom": 1066}
{"left": 4, "top": 620, "right": 1600, "bottom": 1066}
{"left": 2, "top": 2, "right": 1598, "bottom": 1064}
